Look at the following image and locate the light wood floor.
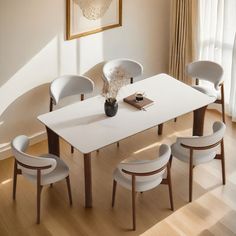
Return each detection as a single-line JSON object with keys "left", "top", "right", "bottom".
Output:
{"left": 0, "top": 110, "right": 236, "bottom": 236}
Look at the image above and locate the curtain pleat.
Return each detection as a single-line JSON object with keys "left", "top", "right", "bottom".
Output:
{"left": 169, "top": 0, "right": 197, "bottom": 84}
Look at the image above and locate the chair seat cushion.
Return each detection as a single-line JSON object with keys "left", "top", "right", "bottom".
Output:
{"left": 113, "top": 160, "right": 164, "bottom": 192}
{"left": 23, "top": 154, "right": 69, "bottom": 185}
{"left": 171, "top": 143, "right": 217, "bottom": 165}
{"left": 192, "top": 85, "right": 220, "bottom": 99}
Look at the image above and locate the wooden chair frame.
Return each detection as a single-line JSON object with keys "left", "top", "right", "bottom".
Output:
{"left": 172, "top": 138, "right": 225, "bottom": 202}
{"left": 130, "top": 77, "right": 134, "bottom": 84}
{"left": 215, "top": 82, "right": 226, "bottom": 123}
{"left": 13, "top": 159, "right": 72, "bottom": 224}
{"left": 195, "top": 79, "right": 226, "bottom": 123}
{"left": 111, "top": 162, "right": 173, "bottom": 231}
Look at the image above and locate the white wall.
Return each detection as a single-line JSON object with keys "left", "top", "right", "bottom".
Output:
{"left": 0, "top": 0, "right": 171, "bottom": 159}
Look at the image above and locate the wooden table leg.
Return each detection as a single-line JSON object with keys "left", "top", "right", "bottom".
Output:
{"left": 158, "top": 123, "right": 163, "bottom": 135}
{"left": 46, "top": 127, "right": 60, "bottom": 156}
{"left": 84, "top": 153, "right": 92, "bottom": 208}
{"left": 193, "top": 105, "right": 207, "bottom": 136}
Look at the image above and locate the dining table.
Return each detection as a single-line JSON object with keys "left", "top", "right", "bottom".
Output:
{"left": 38, "top": 73, "right": 215, "bottom": 208}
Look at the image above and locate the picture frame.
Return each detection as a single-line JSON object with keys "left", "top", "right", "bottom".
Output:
{"left": 66, "top": 0, "right": 122, "bottom": 40}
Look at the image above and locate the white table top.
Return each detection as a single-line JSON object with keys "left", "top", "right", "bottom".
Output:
{"left": 38, "top": 74, "right": 215, "bottom": 154}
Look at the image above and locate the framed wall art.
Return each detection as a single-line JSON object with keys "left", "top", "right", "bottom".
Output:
{"left": 66, "top": 0, "right": 122, "bottom": 40}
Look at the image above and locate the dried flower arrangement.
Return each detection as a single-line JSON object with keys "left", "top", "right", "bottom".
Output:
{"left": 103, "top": 66, "right": 130, "bottom": 103}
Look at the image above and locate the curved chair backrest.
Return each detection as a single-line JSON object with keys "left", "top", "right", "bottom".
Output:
{"left": 177, "top": 121, "right": 226, "bottom": 150}
{"left": 186, "top": 61, "right": 223, "bottom": 89}
{"left": 50, "top": 75, "right": 94, "bottom": 105}
{"left": 11, "top": 135, "right": 57, "bottom": 176}
{"left": 102, "top": 58, "right": 143, "bottom": 83}
{"left": 118, "top": 144, "right": 171, "bottom": 176}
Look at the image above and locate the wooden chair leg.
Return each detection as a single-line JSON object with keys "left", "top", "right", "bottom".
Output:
{"left": 174, "top": 118, "right": 177, "bottom": 122}
{"left": 167, "top": 162, "right": 174, "bottom": 211}
{"left": 132, "top": 175, "right": 136, "bottom": 231}
{"left": 221, "top": 140, "right": 226, "bottom": 185}
{"left": 71, "top": 146, "right": 74, "bottom": 154}
{"left": 37, "top": 185, "right": 42, "bottom": 224}
{"left": 220, "top": 84, "right": 226, "bottom": 123}
{"left": 221, "top": 101, "right": 226, "bottom": 123}
{"left": 112, "top": 180, "right": 117, "bottom": 207}
{"left": 37, "top": 170, "right": 42, "bottom": 224}
{"left": 13, "top": 160, "right": 17, "bottom": 200}
{"left": 130, "top": 77, "right": 133, "bottom": 84}
{"left": 189, "top": 150, "right": 193, "bottom": 202}
{"left": 169, "top": 154, "right": 173, "bottom": 168}
{"left": 66, "top": 176, "right": 73, "bottom": 205}
{"left": 221, "top": 156, "right": 226, "bottom": 185}
{"left": 117, "top": 142, "right": 119, "bottom": 147}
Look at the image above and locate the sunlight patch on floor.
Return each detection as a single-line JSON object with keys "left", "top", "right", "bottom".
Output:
{"left": 1, "top": 178, "right": 12, "bottom": 185}
{"left": 133, "top": 142, "right": 160, "bottom": 154}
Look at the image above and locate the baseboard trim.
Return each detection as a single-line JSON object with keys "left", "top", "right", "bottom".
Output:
{"left": 0, "top": 132, "right": 47, "bottom": 160}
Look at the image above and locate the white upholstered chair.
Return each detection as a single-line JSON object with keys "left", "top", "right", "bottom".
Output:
{"left": 171, "top": 121, "right": 226, "bottom": 202}
{"left": 112, "top": 144, "right": 173, "bottom": 230}
{"left": 11, "top": 135, "right": 72, "bottom": 224}
{"left": 102, "top": 58, "right": 143, "bottom": 84}
{"left": 49, "top": 75, "right": 94, "bottom": 153}
{"left": 187, "top": 60, "right": 225, "bottom": 123}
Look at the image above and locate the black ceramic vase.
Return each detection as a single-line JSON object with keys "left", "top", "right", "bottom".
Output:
{"left": 104, "top": 99, "right": 118, "bottom": 117}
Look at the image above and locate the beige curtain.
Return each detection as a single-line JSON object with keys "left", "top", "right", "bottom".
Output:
{"left": 169, "top": 0, "right": 198, "bottom": 84}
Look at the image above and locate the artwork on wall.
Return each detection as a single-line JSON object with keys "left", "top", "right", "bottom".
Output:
{"left": 66, "top": 0, "right": 122, "bottom": 40}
